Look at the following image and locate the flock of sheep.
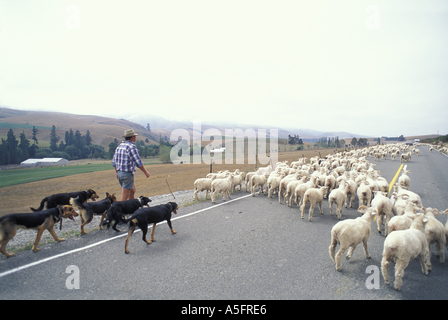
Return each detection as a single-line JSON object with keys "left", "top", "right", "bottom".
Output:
{"left": 193, "top": 142, "right": 448, "bottom": 291}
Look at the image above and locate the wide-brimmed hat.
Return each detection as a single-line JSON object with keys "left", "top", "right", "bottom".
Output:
{"left": 123, "top": 129, "right": 139, "bottom": 138}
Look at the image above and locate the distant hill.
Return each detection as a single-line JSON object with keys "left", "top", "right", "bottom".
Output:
{"left": 0, "top": 107, "right": 372, "bottom": 151}
{"left": 126, "top": 113, "right": 369, "bottom": 142}
{"left": 0, "top": 107, "right": 159, "bottom": 150}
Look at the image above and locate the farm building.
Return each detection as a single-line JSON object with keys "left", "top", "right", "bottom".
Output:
{"left": 20, "top": 158, "right": 69, "bottom": 167}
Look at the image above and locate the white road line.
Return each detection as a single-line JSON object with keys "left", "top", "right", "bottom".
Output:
{"left": 0, "top": 194, "right": 252, "bottom": 279}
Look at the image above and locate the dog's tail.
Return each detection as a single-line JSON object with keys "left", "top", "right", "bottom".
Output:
{"left": 120, "top": 215, "right": 134, "bottom": 224}
{"left": 101, "top": 206, "right": 130, "bottom": 228}
{"left": 69, "top": 196, "right": 86, "bottom": 210}
{"left": 30, "top": 197, "right": 48, "bottom": 212}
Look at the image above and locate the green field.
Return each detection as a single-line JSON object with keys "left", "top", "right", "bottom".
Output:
{"left": 0, "top": 163, "right": 113, "bottom": 188}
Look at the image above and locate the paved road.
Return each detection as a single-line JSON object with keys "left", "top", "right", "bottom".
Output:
{"left": 1, "top": 146, "right": 448, "bottom": 301}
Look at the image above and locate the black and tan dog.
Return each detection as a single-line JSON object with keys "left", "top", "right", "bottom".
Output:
{"left": 70, "top": 192, "right": 117, "bottom": 235}
{"left": 30, "top": 189, "right": 99, "bottom": 212}
{"left": 103, "top": 196, "right": 152, "bottom": 232}
{"left": 123, "top": 202, "right": 178, "bottom": 254}
{"left": 0, "top": 205, "right": 78, "bottom": 258}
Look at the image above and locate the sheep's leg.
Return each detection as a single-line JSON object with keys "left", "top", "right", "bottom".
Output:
{"left": 329, "top": 200, "right": 334, "bottom": 215}
{"left": 381, "top": 255, "right": 391, "bottom": 285}
{"left": 329, "top": 235, "right": 337, "bottom": 265}
{"left": 336, "top": 203, "right": 343, "bottom": 220}
{"left": 308, "top": 203, "right": 316, "bottom": 222}
{"left": 193, "top": 189, "right": 198, "bottom": 201}
{"left": 349, "top": 193, "right": 355, "bottom": 208}
{"left": 419, "top": 250, "right": 430, "bottom": 275}
{"left": 318, "top": 201, "right": 323, "bottom": 215}
{"left": 394, "top": 259, "right": 410, "bottom": 291}
{"left": 362, "top": 237, "right": 371, "bottom": 259}
{"left": 300, "top": 201, "right": 307, "bottom": 220}
{"left": 435, "top": 241, "right": 445, "bottom": 263}
{"left": 335, "top": 245, "right": 348, "bottom": 271}
{"left": 384, "top": 213, "right": 391, "bottom": 236}
{"left": 377, "top": 214, "right": 383, "bottom": 235}
{"left": 345, "top": 245, "right": 356, "bottom": 260}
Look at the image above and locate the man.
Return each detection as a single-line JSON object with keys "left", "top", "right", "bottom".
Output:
{"left": 112, "top": 129, "right": 151, "bottom": 201}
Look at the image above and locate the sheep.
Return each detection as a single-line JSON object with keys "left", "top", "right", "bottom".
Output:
{"left": 381, "top": 213, "right": 430, "bottom": 291}
{"left": 193, "top": 178, "right": 212, "bottom": 201}
{"left": 210, "top": 174, "right": 235, "bottom": 203}
{"left": 328, "top": 181, "right": 347, "bottom": 220}
{"left": 278, "top": 174, "right": 299, "bottom": 204}
{"left": 423, "top": 207, "right": 445, "bottom": 265}
{"left": 294, "top": 176, "right": 318, "bottom": 207}
{"left": 245, "top": 171, "right": 257, "bottom": 192}
{"left": 285, "top": 176, "right": 308, "bottom": 207}
{"left": 398, "top": 169, "right": 411, "bottom": 190}
{"left": 300, "top": 186, "right": 328, "bottom": 222}
{"left": 400, "top": 152, "right": 411, "bottom": 163}
{"left": 266, "top": 172, "right": 286, "bottom": 199}
{"left": 392, "top": 183, "right": 423, "bottom": 208}
{"left": 232, "top": 173, "right": 244, "bottom": 192}
{"left": 251, "top": 172, "right": 269, "bottom": 196}
{"left": 329, "top": 206, "right": 377, "bottom": 271}
{"left": 371, "top": 191, "right": 394, "bottom": 236}
{"left": 356, "top": 180, "right": 372, "bottom": 207}
{"left": 344, "top": 178, "right": 357, "bottom": 208}
{"left": 324, "top": 174, "right": 337, "bottom": 197}
{"left": 387, "top": 201, "right": 418, "bottom": 234}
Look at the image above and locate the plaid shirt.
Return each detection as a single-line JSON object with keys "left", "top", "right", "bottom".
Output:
{"left": 112, "top": 140, "right": 143, "bottom": 174}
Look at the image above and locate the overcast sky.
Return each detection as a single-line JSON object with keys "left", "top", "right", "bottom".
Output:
{"left": 1, "top": 0, "right": 447, "bottom": 137}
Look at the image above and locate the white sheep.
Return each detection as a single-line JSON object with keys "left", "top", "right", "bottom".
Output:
{"left": 193, "top": 178, "right": 212, "bottom": 201}
{"left": 278, "top": 174, "right": 299, "bottom": 204}
{"left": 324, "top": 174, "right": 337, "bottom": 197}
{"left": 210, "top": 174, "right": 235, "bottom": 203}
{"left": 371, "top": 191, "right": 394, "bottom": 236}
{"left": 285, "top": 176, "right": 308, "bottom": 207}
{"left": 266, "top": 172, "right": 286, "bottom": 199}
{"left": 294, "top": 176, "right": 318, "bottom": 207}
{"left": 344, "top": 178, "right": 357, "bottom": 208}
{"left": 381, "top": 213, "right": 430, "bottom": 291}
{"left": 400, "top": 152, "right": 411, "bottom": 163}
{"left": 329, "top": 206, "right": 377, "bottom": 271}
{"left": 392, "top": 183, "right": 423, "bottom": 208}
{"left": 387, "top": 201, "right": 418, "bottom": 234}
{"left": 251, "top": 172, "right": 269, "bottom": 196}
{"left": 232, "top": 173, "right": 244, "bottom": 192}
{"left": 357, "top": 180, "right": 372, "bottom": 207}
{"left": 423, "top": 207, "right": 445, "bottom": 265}
{"left": 300, "top": 186, "right": 328, "bottom": 222}
{"left": 398, "top": 169, "right": 411, "bottom": 190}
{"left": 328, "top": 180, "right": 347, "bottom": 220}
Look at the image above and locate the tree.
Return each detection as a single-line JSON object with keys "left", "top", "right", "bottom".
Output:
{"left": 146, "top": 123, "right": 151, "bottom": 131}
{"left": 159, "top": 145, "right": 172, "bottom": 163}
{"left": 50, "top": 125, "right": 59, "bottom": 151}
{"left": 85, "top": 130, "right": 92, "bottom": 146}
{"left": 6, "top": 129, "right": 18, "bottom": 164}
{"left": 18, "top": 131, "right": 30, "bottom": 162}
{"left": 32, "top": 126, "right": 39, "bottom": 145}
{"left": 351, "top": 137, "right": 358, "bottom": 147}
{"left": 108, "top": 141, "right": 118, "bottom": 159}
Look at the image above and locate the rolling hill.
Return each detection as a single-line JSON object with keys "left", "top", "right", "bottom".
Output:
{"left": 0, "top": 107, "right": 159, "bottom": 150}
{"left": 0, "top": 107, "right": 373, "bottom": 151}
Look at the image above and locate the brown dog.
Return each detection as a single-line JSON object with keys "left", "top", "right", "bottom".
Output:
{"left": 0, "top": 205, "right": 78, "bottom": 258}
{"left": 70, "top": 192, "right": 117, "bottom": 234}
